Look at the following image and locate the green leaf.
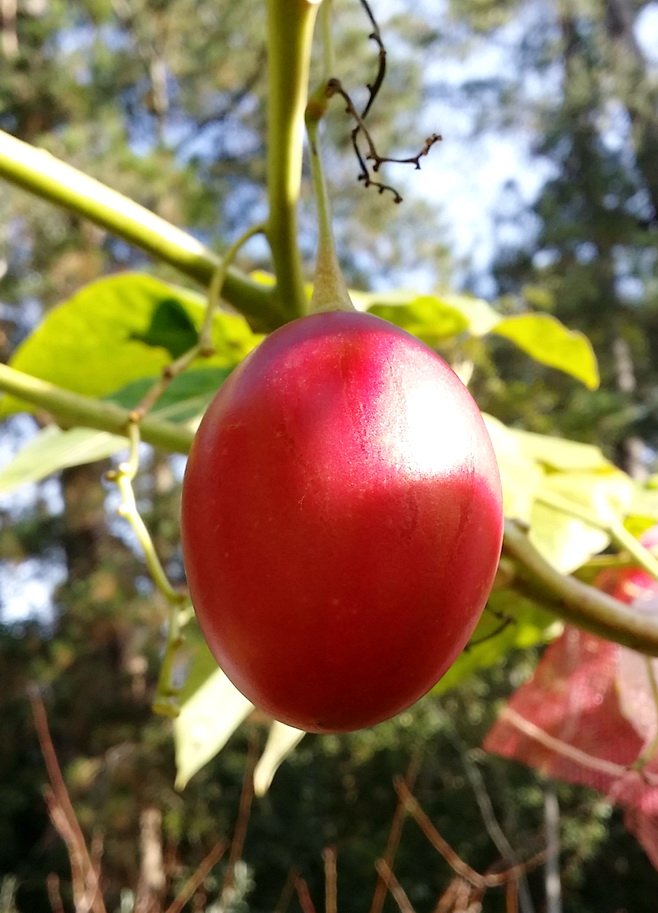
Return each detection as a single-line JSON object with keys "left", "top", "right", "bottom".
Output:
{"left": 357, "top": 290, "right": 469, "bottom": 345}
{"left": 174, "top": 638, "right": 254, "bottom": 790}
{"left": 511, "top": 429, "right": 611, "bottom": 472}
{"left": 433, "top": 590, "right": 560, "bottom": 695}
{"left": 0, "top": 425, "right": 128, "bottom": 494}
{"left": 492, "top": 313, "right": 599, "bottom": 389}
{"left": 629, "top": 487, "right": 658, "bottom": 523}
{"left": 482, "top": 415, "right": 543, "bottom": 523}
{"left": 434, "top": 292, "right": 501, "bottom": 336}
{"left": 1, "top": 273, "right": 259, "bottom": 416}
{"left": 130, "top": 297, "right": 199, "bottom": 357}
{"left": 108, "top": 366, "right": 230, "bottom": 426}
{"left": 530, "top": 468, "right": 635, "bottom": 573}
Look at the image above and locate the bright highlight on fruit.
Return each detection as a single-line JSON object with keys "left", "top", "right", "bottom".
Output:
{"left": 181, "top": 310, "right": 504, "bottom": 733}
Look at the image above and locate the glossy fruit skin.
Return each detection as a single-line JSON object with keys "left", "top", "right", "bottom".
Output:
{"left": 181, "top": 310, "right": 503, "bottom": 733}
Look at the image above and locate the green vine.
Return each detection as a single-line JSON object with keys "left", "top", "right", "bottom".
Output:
{"left": 107, "top": 422, "right": 192, "bottom": 718}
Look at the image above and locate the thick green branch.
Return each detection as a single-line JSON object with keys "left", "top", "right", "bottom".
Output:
{"left": 265, "top": 0, "right": 321, "bottom": 319}
{"left": 504, "top": 518, "right": 658, "bottom": 655}
{"left": 0, "top": 363, "right": 194, "bottom": 454}
{"left": 0, "top": 130, "right": 284, "bottom": 329}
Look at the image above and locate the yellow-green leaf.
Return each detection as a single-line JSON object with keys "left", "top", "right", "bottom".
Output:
{"left": 1, "top": 273, "right": 260, "bottom": 415}
{"left": 356, "top": 290, "right": 468, "bottom": 345}
{"left": 493, "top": 313, "right": 599, "bottom": 389}
{"left": 434, "top": 590, "right": 560, "bottom": 695}
{"left": 253, "top": 722, "right": 305, "bottom": 797}
{"left": 482, "top": 415, "right": 543, "bottom": 523}
{"left": 530, "top": 468, "right": 635, "bottom": 573}
{"left": 511, "top": 429, "right": 611, "bottom": 472}
{"left": 174, "top": 666, "right": 254, "bottom": 790}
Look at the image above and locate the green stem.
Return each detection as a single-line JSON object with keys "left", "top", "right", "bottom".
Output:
{"left": 304, "top": 3, "right": 355, "bottom": 315}
{"left": 110, "top": 422, "right": 191, "bottom": 719}
{"left": 265, "top": 0, "right": 321, "bottom": 319}
{"left": 320, "top": 0, "right": 335, "bottom": 79}
{"left": 504, "top": 519, "right": 658, "bottom": 655}
{"left": 132, "top": 223, "right": 267, "bottom": 420}
{"left": 305, "top": 115, "right": 355, "bottom": 313}
{"left": 113, "top": 425, "right": 184, "bottom": 604}
{"left": 0, "top": 130, "right": 283, "bottom": 329}
{"left": 0, "top": 362, "right": 194, "bottom": 454}
{"left": 203, "top": 223, "right": 267, "bottom": 350}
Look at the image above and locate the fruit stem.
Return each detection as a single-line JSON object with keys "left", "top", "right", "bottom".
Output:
{"left": 305, "top": 3, "right": 355, "bottom": 315}
{"left": 265, "top": 0, "right": 321, "bottom": 320}
{"left": 305, "top": 113, "right": 356, "bottom": 314}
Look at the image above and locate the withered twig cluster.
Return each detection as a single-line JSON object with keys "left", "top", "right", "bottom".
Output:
{"left": 328, "top": 0, "right": 442, "bottom": 203}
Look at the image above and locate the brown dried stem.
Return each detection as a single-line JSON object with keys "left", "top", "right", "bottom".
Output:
{"left": 336, "top": 0, "right": 441, "bottom": 203}
{"left": 220, "top": 736, "right": 258, "bottom": 901}
{"left": 273, "top": 868, "right": 300, "bottom": 913}
{"left": 395, "top": 780, "right": 548, "bottom": 891}
{"left": 163, "top": 840, "right": 228, "bottom": 913}
{"left": 369, "top": 756, "right": 421, "bottom": 913}
{"left": 374, "top": 860, "right": 416, "bottom": 913}
{"left": 326, "top": 78, "right": 440, "bottom": 203}
{"left": 356, "top": 0, "right": 386, "bottom": 122}
{"left": 29, "top": 686, "right": 108, "bottom": 913}
{"left": 432, "top": 877, "right": 480, "bottom": 913}
{"left": 46, "top": 874, "right": 65, "bottom": 913}
{"left": 295, "top": 876, "right": 319, "bottom": 913}
{"left": 323, "top": 847, "right": 338, "bottom": 913}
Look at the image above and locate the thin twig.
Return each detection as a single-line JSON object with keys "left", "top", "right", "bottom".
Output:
{"left": 164, "top": 841, "right": 228, "bottom": 913}
{"left": 273, "top": 868, "right": 300, "bottom": 913}
{"left": 357, "top": 0, "right": 386, "bottom": 122}
{"left": 443, "top": 727, "right": 535, "bottom": 913}
{"left": 506, "top": 878, "right": 519, "bottom": 913}
{"left": 43, "top": 790, "right": 87, "bottom": 908}
{"left": 394, "top": 779, "right": 485, "bottom": 889}
{"left": 29, "top": 687, "right": 108, "bottom": 913}
{"left": 46, "top": 874, "right": 65, "bottom": 913}
{"left": 465, "top": 605, "right": 514, "bottom": 650}
{"left": 323, "top": 847, "right": 337, "bottom": 913}
{"left": 374, "top": 860, "right": 416, "bottom": 913}
{"left": 340, "top": 0, "right": 441, "bottom": 202}
{"left": 498, "top": 707, "right": 643, "bottom": 781}
{"left": 327, "top": 78, "right": 440, "bottom": 202}
{"left": 433, "top": 877, "right": 482, "bottom": 913}
{"left": 395, "top": 780, "right": 549, "bottom": 890}
{"left": 369, "top": 755, "right": 421, "bottom": 913}
{"left": 295, "top": 876, "right": 319, "bottom": 913}
{"left": 220, "top": 736, "right": 258, "bottom": 900}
